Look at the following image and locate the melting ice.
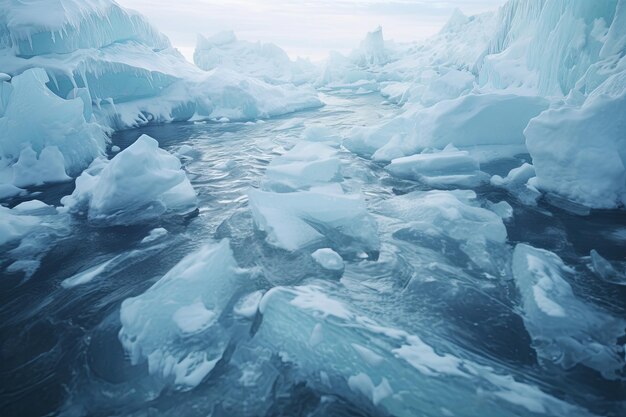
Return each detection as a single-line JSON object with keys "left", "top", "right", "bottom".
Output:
{"left": 1, "top": 1, "right": 625, "bottom": 417}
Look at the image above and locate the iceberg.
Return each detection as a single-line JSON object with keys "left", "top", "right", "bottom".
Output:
{"left": 525, "top": 74, "right": 626, "bottom": 208}
{"left": 194, "top": 31, "right": 317, "bottom": 85}
{"left": 333, "top": 0, "right": 626, "bottom": 208}
{"left": 119, "top": 239, "right": 245, "bottom": 388}
{"left": 61, "top": 134, "right": 197, "bottom": 225}
{"left": 512, "top": 244, "right": 626, "bottom": 379}
{"left": 386, "top": 147, "right": 488, "bottom": 188}
{"left": 252, "top": 283, "right": 590, "bottom": 417}
{"left": 247, "top": 185, "right": 379, "bottom": 257}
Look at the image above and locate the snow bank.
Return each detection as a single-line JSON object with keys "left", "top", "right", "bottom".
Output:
{"left": 62, "top": 134, "right": 197, "bottom": 225}
{"left": 119, "top": 240, "right": 243, "bottom": 388}
{"left": 512, "top": 244, "right": 626, "bottom": 379}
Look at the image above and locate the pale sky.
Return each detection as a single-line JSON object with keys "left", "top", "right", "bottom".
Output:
{"left": 118, "top": 0, "right": 506, "bottom": 62}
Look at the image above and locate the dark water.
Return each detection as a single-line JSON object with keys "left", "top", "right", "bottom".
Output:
{"left": 1, "top": 92, "right": 625, "bottom": 416}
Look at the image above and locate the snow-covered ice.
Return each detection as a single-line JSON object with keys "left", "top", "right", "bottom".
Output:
{"left": 512, "top": 244, "right": 626, "bottom": 379}
{"left": 119, "top": 239, "right": 243, "bottom": 388}
{"left": 61, "top": 134, "right": 197, "bottom": 225}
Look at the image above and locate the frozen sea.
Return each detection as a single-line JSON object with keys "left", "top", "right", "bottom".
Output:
{"left": 1, "top": 92, "right": 625, "bottom": 417}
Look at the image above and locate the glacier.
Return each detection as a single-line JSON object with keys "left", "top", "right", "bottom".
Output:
{"left": 1, "top": 0, "right": 626, "bottom": 416}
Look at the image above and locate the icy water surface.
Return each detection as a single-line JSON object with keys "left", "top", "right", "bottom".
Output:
{"left": 1, "top": 92, "right": 625, "bottom": 417}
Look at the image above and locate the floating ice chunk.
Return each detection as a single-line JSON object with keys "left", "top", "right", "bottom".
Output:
{"left": 590, "top": 250, "right": 626, "bottom": 286}
{"left": 346, "top": 93, "right": 547, "bottom": 162}
{"left": 141, "top": 227, "right": 168, "bottom": 244}
{"left": 0, "top": 183, "right": 23, "bottom": 200}
{"left": 311, "top": 248, "right": 344, "bottom": 271}
{"left": 12, "top": 199, "right": 56, "bottom": 215}
{"left": 486, "top": 201, "right": 514, "bottom": 220}
{"left": 379, "top": 190, "right": 507, "bottom": 274}
{"left": 380, "top": 190, "right": 507, "bottom": 244}
{"left": 491, "top": 163, "right": 535, "bottom": 187}
{"left": 119, "top": 240, "right": 243, "bottom": 388}
{"left": 254, "top": 283, "right": 589, "bottom": 416}
{"left": 62, "top": 135, "right": 197, "bottom": 225}
{"left": 512, "top": 244, "right": 626, "bottom": 379}
{"left": 111, "top": 146, "right": 121, "bottom": 153}
{"left": 61, "top": 256, "right": 118, "bottom": 288}
{"left": 0, "top": 205, "right": 40, "bottom": 246}
{"left": 247, "top": 185, "right": 379, "bottom": 256}
{"left": 386, "top": 149, "right": 487, "bottom": 188}
{"left": 491, "top": 163, "right": 541, "bottom": 205}
{"left": 416, "top": 93, "right": 549, "bottom": 151}
{"left": 264, "top": 142, "right": 341, "bottom": 191}
{"left": 195, "top": 68, "right": 322, "bottom": 122}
